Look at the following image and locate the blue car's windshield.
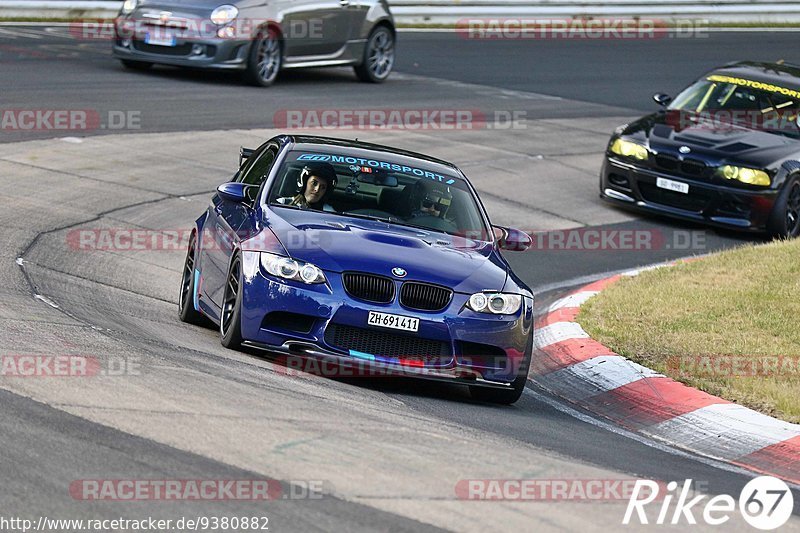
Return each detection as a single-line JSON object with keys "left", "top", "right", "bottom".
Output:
{"left": 669, "top": 74, "right": 800, "bottom": 138}
{"left": 267, "top": 150, "right": 490, "bottom": 238}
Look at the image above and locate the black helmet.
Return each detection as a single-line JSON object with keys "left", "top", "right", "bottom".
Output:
{"left": 410, "top": 179, "right": 452, "bottom": 217}
{"left": 297, "top": 162, "right": 338, "bottom": 198}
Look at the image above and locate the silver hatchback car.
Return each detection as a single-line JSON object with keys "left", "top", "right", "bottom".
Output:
{"left": 112, "top": 0, "right": 395, "bottom": 86}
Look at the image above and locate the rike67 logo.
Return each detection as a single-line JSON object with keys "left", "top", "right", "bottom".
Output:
{"left": 624, "top": 477, "right": 794, "bottom": 530}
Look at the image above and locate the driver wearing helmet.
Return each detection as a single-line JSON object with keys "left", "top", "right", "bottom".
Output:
{"left": 408, "top": 179, "right": 452, "bottom": 220}
{"left": 277, "top": 162, "right": 338, "bottom": 212}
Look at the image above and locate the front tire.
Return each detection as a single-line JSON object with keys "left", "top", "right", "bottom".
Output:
{"left": 244, "top": 28, "right": 282, "bottom": 87}
{"left": 354, "top": 26, "right": 395, "bottom": 83}
{"left": 767, "top": 176, "right": 800, "bottom": 239}
{"left": 469, "top": 337, "right": 532, "bottom": 405}
{"left": 178, "top": 232, "right": 207, "bottom": 326}
{"left": 220, "top": 255, "right": 244, "bottom": 349}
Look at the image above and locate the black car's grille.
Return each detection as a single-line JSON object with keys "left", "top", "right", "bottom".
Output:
{"left": 654, "top": 154, "right": 679, "bottom": 171}
{"left": 132, "top": 41, "right": 193, "bottom": 56}
{"left": 654, "top": 154, "right": 710, "bottom": 178}
{"left": 639, "top": 182, "right": 711, "bottom": 213}
{"left": 342, "top": 272, "right": 395, "bottom": 304}
{"left": 681, "top": 158, "right": 707, "bottom": 177}
{"left": 400, "top": 282, "right": 452, "bottom": 311}
{"left": 325, "top": 324, "right": 450, "bottom": 359}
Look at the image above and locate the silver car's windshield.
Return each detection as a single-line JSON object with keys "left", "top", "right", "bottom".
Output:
{"left": 267, "top": 150, "right": 489, "bottom": 238}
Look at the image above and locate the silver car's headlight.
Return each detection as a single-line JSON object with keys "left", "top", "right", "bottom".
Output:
{"left": 467, "top": 292, "right": 522, "bottom": 315}
{"left": 260, "top": 252, "right": 326, "bottom": 284}
{"left": 210, "top": 4, "right": 239, "bottom": 25}
{"left": 121, "top": 0, "right": 138, "bottom": 14}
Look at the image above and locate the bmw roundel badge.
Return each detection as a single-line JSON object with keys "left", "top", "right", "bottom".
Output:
{"left": 391, "top": 267, "right": 407, "bottom": 278}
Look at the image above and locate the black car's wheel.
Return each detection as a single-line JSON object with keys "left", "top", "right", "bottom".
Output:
{"left": 220, "top": 255, "right": 244, "bottom": 349}
{"left": 354, "top": 26, "right": 394, "bottom": 83}
{"left": 469, "top": 336, "right": 532, "bottom": 405}
{"left": 245, "top": 28, "right": 282, "bottom": 87}
{"left": 178, "top": 232, "right": 207, "bottom": 325}
{"left": 767, "top": 175, "right": 800, "bottom": 239}
{"left": 120, "top": 59, "right": 153, "bottom": 70}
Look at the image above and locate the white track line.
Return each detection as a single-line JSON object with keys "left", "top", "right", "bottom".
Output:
{"left": 522, "top": 387, "right": 800, "bottom": 488}
{"left": 647, "top": 403, "right": 800, "bottom": 461}
{"left": 534, "top": 321, "right": 589, "bottom": 348}
{"left": 547, "top": 290, "right": 599, "bottom": 311}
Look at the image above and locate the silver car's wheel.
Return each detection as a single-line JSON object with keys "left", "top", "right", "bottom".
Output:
{"left": 354, "top": 26, "right": 394, "bottom": 83}
{"left": 245, "top": 29, "right": 282, "bottom": 87}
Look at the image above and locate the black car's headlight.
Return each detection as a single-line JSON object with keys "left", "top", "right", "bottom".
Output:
{"left": 121, "top": 0, "right": 137, "bottom": 14}
{"left": 716, "top": 165, "right": 771, "bottom": 186}
{"left": 260, "top": 252, "right": 326, "bottom": 284}
{"left": 467, "top": 293, "right": 522, "bottom": 315}
{"left": 609, "top": 138, "right": 649, "bottom": 161}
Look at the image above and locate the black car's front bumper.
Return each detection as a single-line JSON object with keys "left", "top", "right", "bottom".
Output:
{"left": 600, "top": 156, "right": 778, "bottom": 232}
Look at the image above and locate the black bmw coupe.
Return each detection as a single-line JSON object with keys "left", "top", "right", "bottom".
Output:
{"left": 601, "top": 61, "right": 800, "bottom": 238}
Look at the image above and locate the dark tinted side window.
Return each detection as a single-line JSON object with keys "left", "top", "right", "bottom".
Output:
{"left": 241, "top": 145, "right": 278, "bottom": 186}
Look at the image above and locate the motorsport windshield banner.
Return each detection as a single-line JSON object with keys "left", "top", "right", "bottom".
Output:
{"left": 296, "top": 153, "right": 458, "bottom": 184}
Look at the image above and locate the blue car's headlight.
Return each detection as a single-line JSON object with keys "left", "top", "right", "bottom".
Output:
{"left": 260, "top": 252, "right": 326, "bottom": 284}
{"left": 467, "top": 292, "right": 522, "bottom": 315}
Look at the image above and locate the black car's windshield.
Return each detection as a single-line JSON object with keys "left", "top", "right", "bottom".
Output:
{"left": 267, "top": 150, "right": 489, "bottom": 238}
{"left": 668, "top": 74, "right": 800, "bottom": 138}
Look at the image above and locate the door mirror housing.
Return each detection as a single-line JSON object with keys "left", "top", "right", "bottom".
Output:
{"left": 217, "top": 182, "right": 254, "bottom": 203}
{"left": 653, "top": 93, "right": 672, "bottom": 107}
{"left": 494, "top": 226, "right": 532, "bottom": 251}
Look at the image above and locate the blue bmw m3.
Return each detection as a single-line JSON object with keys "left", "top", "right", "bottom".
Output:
{"left": 179, "top": 134, "right": 535, "bottom": 403}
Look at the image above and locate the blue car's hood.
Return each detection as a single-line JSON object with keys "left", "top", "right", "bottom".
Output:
{"left": 265, "top": 207, "right": 508, "bottom": 293}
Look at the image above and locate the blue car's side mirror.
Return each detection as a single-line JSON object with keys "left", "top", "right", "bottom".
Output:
{"left": 494, "top": 226, "right": 532, "bottom": 252}
{"left": 217, "top": 182, "right": 253, "bottom": 203}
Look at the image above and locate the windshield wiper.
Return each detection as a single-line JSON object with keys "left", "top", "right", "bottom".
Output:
{"left": 340, "top": 211, "right": 396, "bottom": 224}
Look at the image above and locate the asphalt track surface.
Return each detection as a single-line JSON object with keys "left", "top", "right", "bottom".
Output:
{"left": 1, "top": 27, "right": 799, "bottom": 530}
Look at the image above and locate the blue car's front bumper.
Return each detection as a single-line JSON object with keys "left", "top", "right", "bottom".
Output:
{"left": 237, "top": 253, "right": 534, "bottom": 386}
